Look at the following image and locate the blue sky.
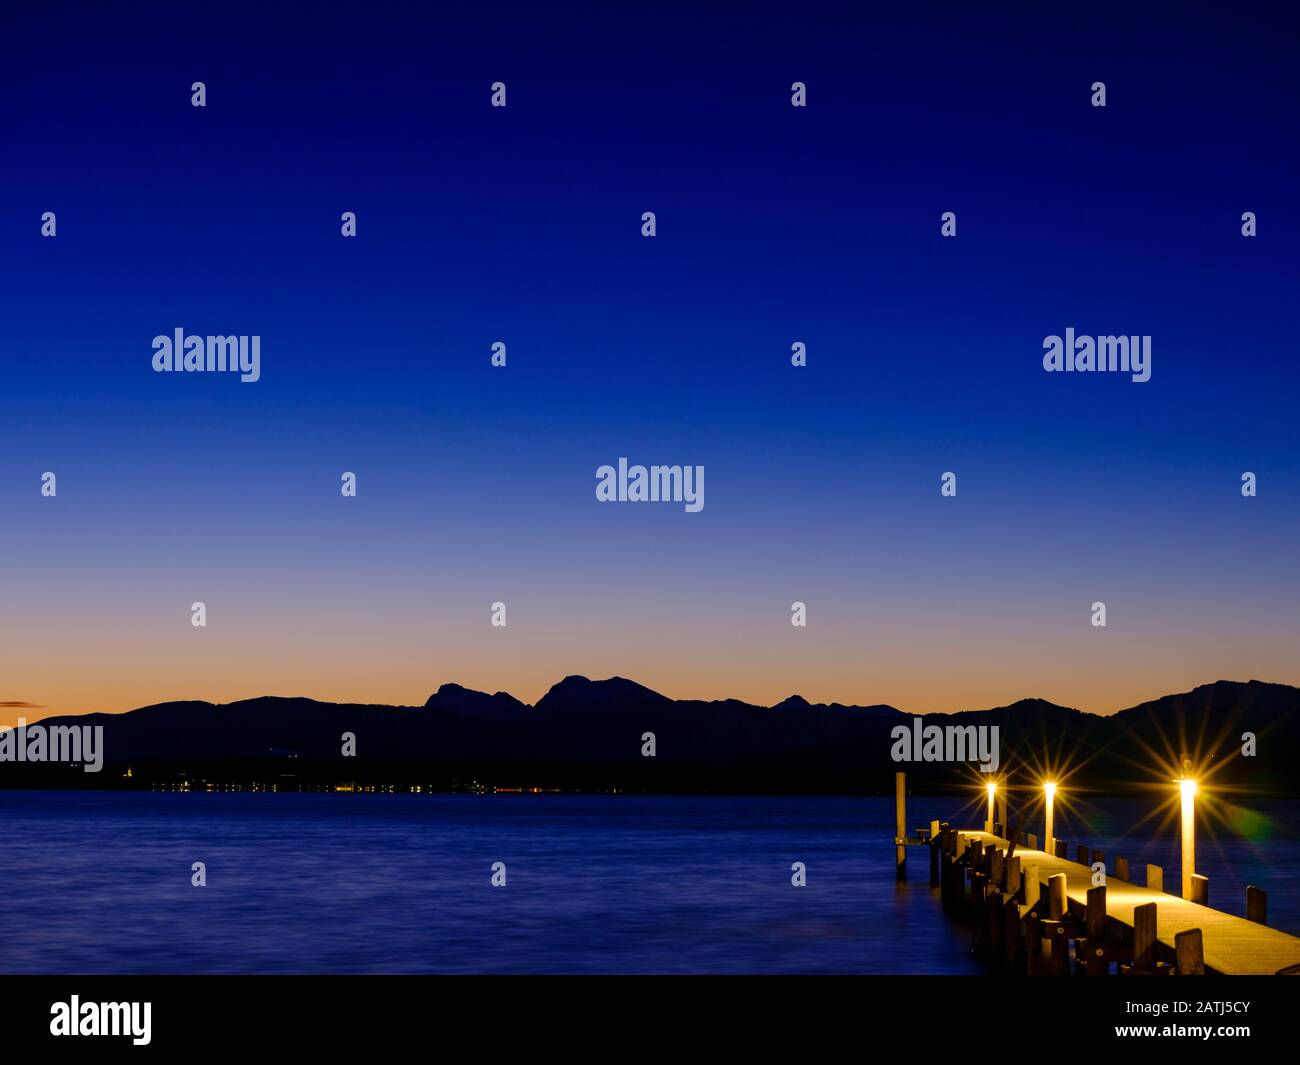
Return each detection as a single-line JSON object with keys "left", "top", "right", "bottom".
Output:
{"left": 2, "top": 1, "right": 1298, "bottom": 718}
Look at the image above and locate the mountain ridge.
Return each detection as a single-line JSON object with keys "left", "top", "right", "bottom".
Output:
{"left": 6, "top": 677, "right": 1297, "bottom": 794}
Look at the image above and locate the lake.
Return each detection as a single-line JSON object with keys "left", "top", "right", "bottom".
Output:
{"left": 1, "top": 791, "right": 1295, "bottom": 973}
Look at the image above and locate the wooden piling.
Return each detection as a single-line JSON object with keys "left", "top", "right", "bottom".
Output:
{"left": 1054, "top": 839, "right": 1067, "bottom": 859}
{"left": 1175, "top": 928, "right": 1205, "bottom": 975}
{"left": 1085, "top": 885, "right": 1108, "bottom": 975}
{"left": 1090, "top": 849, "right": 1104, "bottom": 872}
{"left": 1006, "top": 855, "right": 1021, "bottom": 899}
{"left": 1048, "top": 873, "right": 1067, "bottom": 920}
{"left": 1117, "top": 900, "right": 1170, "bottom": 976}
{"left": 1247, "top": 885, "right": 1267, "bottom": 925}
{"left": 1046, "top": 873, "right": 1070, "bottom": 972}
{"left": 1076, "top": 844, "right": 1089, "bottom": 865}
{"left": 1146, "top": 864, "right": 1163, "bottom": 893}
{"left": 895, "top": 772, "right": 906, "bottom": 881}
{"left": 1004, "top": 896, "right": 1023, "bottom": 969}
{"left": 1024, "top": 865, "right": 1040, "bottom": 909}
{"left": 985, "top": 892, "right": 1003, "bottom": 954}
{"left": 1115, "top": 855, "right": 1129, "bottom": 882}
{"left": 1026, "top": 832, "right": 1037, "bottom": 850}
{"left": 970, "top": 840, "right": 987, "bottom": 911}
{"left": 1190, "top": 874, "right": 1208, "bottom": 907}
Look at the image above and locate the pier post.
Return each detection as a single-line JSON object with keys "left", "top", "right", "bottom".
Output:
{"left": 1054, "top": 839, "right": 1067, "bottom": 859}
{"left": 929, "top": 820, "right": 941, "bottom": 887}
{"left": 1026, "top": 833, "right": 1037, "bottom": 850}
{"left": 1246, "top": 885, "right": 1267, "bottom": 925}
{"left": 1024, "top": 865, "right": 1040, "bottom": 909}
{"left": 1190, "top": 874, "right": 1208, "bottom": 907}
{"left": 1047, "top": 873, "right": 1070, "bottom": 973}
{"left": 1124, "top": 901, "right": 1158, "bottom": 974}
{"left": 997, "top": 791, "right": 1008, "bottom": 835}
{"left": 1085, "top": 885, "right": 1108, "bottom": 975}
{"left": 895, "top": 772, "right": 906, "bottom": 881}
{"left": 1115, "top": 855, "right": 1129, "bottom": 882}
{"left": 1146, "top": 864, "right": 1164, "bottom": 893}
{"left": 1048, "top": 873, "right": 1067, "bottom": 920}
{"left": 1004, "top": 896, "right": 1022, "bottom": 969}
{"left": 1075, "top": 844, "right": 1089, "bottom": 865}
{"left": 1175, "top": 928, "right": 1205, "bottom": 975}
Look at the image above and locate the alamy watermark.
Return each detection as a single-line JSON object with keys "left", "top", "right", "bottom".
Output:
{"left": 1042, "top": 328, "right": 1150, "bottom": 382}
{"left": 152, "top": 328, "right": 261, "bottom": 382}
{"left": 50, "top": 997, "right": 150, "bottom": 1045}
{"left": 890, "top": 717, "right": 1000, "bottom": 772}
{"left": 0, "top": 718, "right": 104, "bottom": 772}
{"left": 595, "top": 458, "right": 704, "bottom": 512}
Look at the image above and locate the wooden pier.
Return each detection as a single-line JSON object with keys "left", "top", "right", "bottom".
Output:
{"left": 892, "top": 774, "right": 1300, "bottom": 976}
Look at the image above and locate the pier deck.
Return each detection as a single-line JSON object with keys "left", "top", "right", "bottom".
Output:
{"left": 958, "top": 829, "right": 1300, "bottom": 976}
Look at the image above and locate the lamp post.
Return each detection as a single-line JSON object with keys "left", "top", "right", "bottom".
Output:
{"left": 1179, "top": 771, "right": 1198, "bottom": 900}
{"left": 1044, "top": 781, "right": 1056, "bottom": 853}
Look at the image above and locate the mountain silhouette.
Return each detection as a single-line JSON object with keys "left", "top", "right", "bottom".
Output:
{"left": 6, "top": 677, "right": 1297, "bottom": 795}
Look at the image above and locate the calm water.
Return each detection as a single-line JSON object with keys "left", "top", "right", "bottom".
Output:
{"left": 1, "top": 792, "right": 1295, "bottom": 974}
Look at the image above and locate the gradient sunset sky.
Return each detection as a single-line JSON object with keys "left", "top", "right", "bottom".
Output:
{"left": 3, "top": 2, "right": 1298, "bottom": 724}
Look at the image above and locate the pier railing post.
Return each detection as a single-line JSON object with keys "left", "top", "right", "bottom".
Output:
{"left": 1115, "top": 855, "right": 1129, "bottom": 882}
{"left": 1190, "top": 874, "right": 1208, "bottom": 907}
{"left": 1007, "top": 855, "right": 1021, "bottom": 899}
{"left": 1119, "top": 901, "right": 1168, "bottom": 976}
{"left": 1175, "top": 928, "right": 1205, "bottom": 975}
{"left": 1246, "top": 885, "right": 1267, "bottom": 925}
{"left": 1146, "top": 864, "right": 1164, "bottom": 893}
{"left": 1047, "top": 873, "right": 1070, "bottom": 973}
{"left": 929, "top": 819, "right": 941, "bottom": 887}
{"left": 1085, "top": 885, "right": 1108, "bottom": 975}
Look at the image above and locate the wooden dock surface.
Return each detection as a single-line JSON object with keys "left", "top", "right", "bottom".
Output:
{"left": 958, "top": 829, "right": 1300, "bottom": 976}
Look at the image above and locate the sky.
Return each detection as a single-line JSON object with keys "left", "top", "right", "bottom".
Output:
{"left": 2, "top": 1, "right": 1298, "bottom": 723}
